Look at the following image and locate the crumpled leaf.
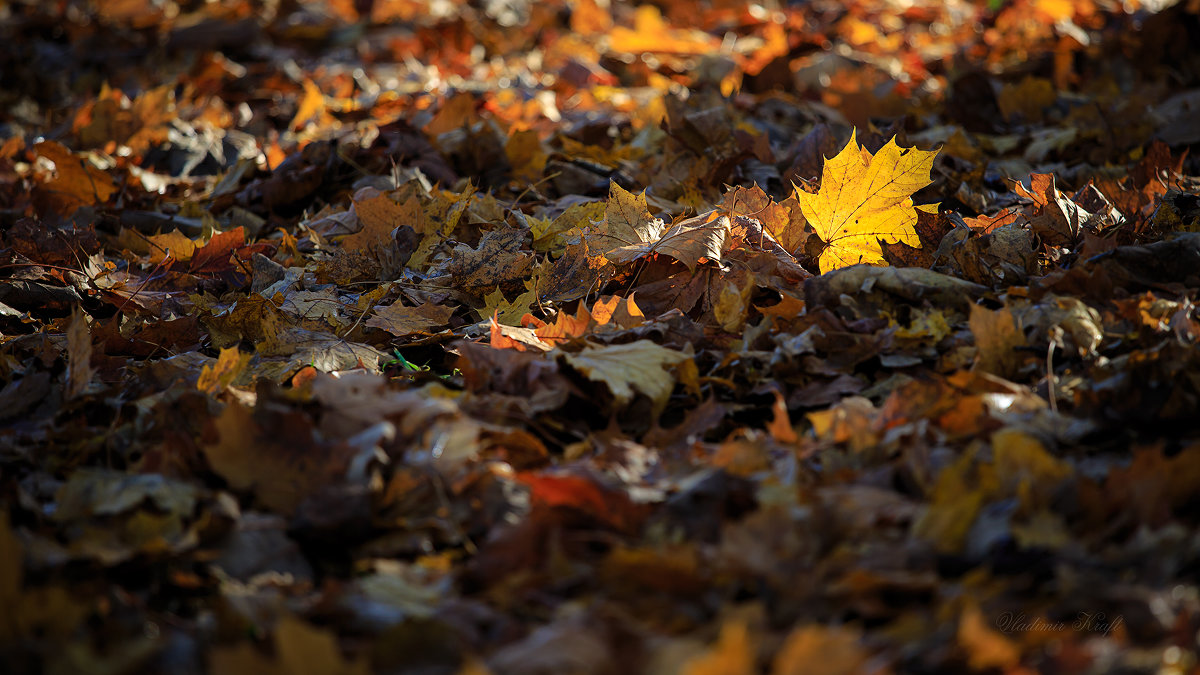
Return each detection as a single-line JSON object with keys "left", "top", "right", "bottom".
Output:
{"left": 190, "top": 227, "right": 246, "bottom": 277}
{"left": 1013, "top": 173, "right": 1089, "bottom": 246}
{"left": 607, "top": 211, "right": 733, "bottom": 271}
{"left": 797, "top": 131, "right": 938, "bottom": 273}
{"left": 585, "top": 182, "right": 666, "bottom": 255}
{"left": 721, "top": 184, "right": 809, "bottom": 255}
{"left": 344, "top": 187, "right": 420, "bottom": 253}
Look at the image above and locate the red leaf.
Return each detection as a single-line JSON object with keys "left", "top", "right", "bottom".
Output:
{"left": 516, "top": 471, "right": 645, "bottom": 532}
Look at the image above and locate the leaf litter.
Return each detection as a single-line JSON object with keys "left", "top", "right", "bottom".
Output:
{"left": 2, "top": 1, "right": 1200, "bottom": 673}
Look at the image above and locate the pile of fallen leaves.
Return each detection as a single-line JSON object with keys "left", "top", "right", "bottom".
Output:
{"left": 3, "top": 0, "right": 1200, "bottom": 672}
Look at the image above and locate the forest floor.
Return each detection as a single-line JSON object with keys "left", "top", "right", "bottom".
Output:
{"left": 3, "top": 0, "right": 1200, "bottom": 673}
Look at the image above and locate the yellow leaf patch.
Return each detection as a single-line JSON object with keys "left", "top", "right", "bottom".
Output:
{"left": 797, "top": 131, "right": 938, "bottom": 273}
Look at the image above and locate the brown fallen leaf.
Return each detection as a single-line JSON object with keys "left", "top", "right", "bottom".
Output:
{"left": 562, "top": 340, "right": 690, "bottom": 411}
{"left": 722, "top": 184, "right": 809, "bottom": 256}
{"left": 681, "top": 619, "right": 754, "bottom": 675}
{"left": 957, "top": 603, "right": 1021, "bottom": 671}
{"left": 343, "top": 187, "right": 422, "bottom": 254}
{"left": 969, "top": 303, "right": 1029, "bottom": 379}
{"left": 209, "top": 614, "right": 369, "bottom": 675}
{"left": 367, "top": 301, "right": 454, "bottom": 337}
{"left": 190, "top": 227, "right": 245, "bottom": 277}
{"left": 444, "top": 227, "right": 535, "bottom": 296}
{"left": 32, "top": 141, "right": 117, "bottom": 216}
{"left": 66, "top": 305, "right": 94, "bottom": 399}
{"left": 203, "top": 400, "right": 359, "bottom": 515}
{"left": 585, "top": 182, "right": 666, "bottom": 256}
{"left": 772, "top": 625, "right": 871, "bottom": 675}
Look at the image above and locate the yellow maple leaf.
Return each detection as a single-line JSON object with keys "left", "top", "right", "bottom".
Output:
{"left": 797, "top": 131, "right": 938, "bottom": 273}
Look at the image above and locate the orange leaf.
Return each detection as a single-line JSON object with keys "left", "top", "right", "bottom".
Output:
{"left": 516, "top": 472, "right": 643, "bottom": 532}
{"left": 534, "top": 303, "right": 591, "bottom": 345}
{"left": 608, "top": 5, "right": 720, "bottom": 55}
{"left": 772, "top": 625, "right": 869, "bottom": 675}
{"left": 290, "top": 78, "right": 327, "bottom": 131}
{"left": 33, "top": 141, "right": 117, "bottom": 216}
{"left": 957, "top": 603, "right": 1021, "bottom": 671}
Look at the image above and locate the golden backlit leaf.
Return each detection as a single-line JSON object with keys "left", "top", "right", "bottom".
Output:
{"left": 532, "top": 200, "right": 605, "bottom": 254}
{"left": 757, "top": 293, "right": 806, "bottom": 323}
{"left": 588, "top": 293, "right": 644, "bottom": 330}
{"left": 797, "top": 131, "right": 937, "bottom": 273}
{"left": 529, "top": 303, "right": 591, "bottom": 346}
{"left": 482, "top": 285, "right": 539, "bottom": 326}
{"left": 291, "top": 78, "right": 328, "bottom": 131}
